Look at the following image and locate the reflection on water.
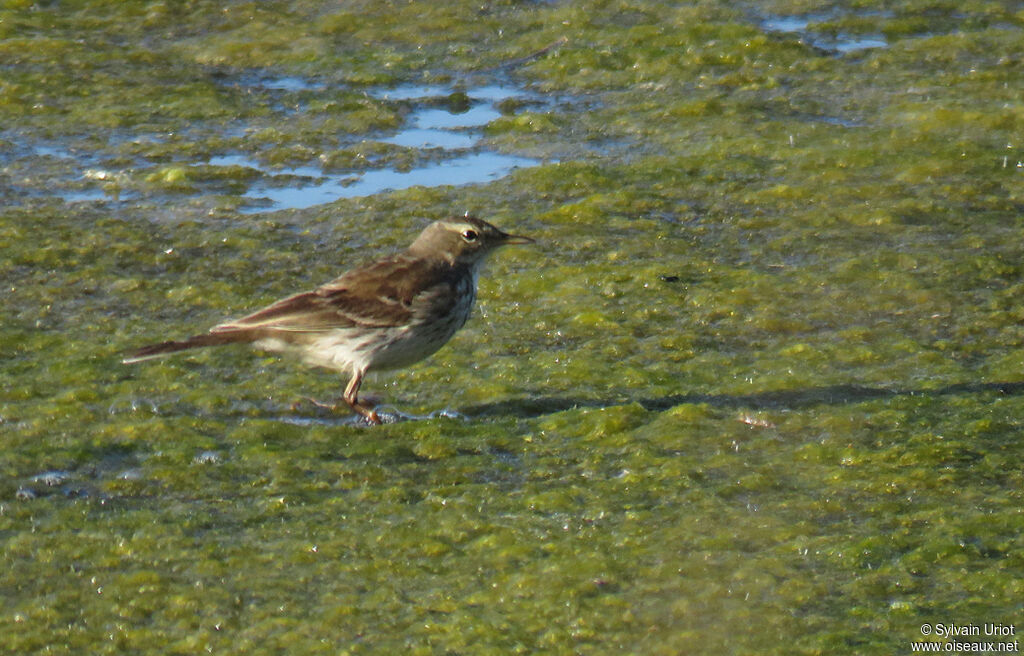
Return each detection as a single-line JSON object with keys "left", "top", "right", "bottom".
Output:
{"left": 214, "top": 151, "right": 540, "bottom": 212}
{"left": 369, "top": 85, "right": 454, "bottom": 100}
{"left": 253, "top": 75, "right": 325, "bottom": 91}
{"left": 383, "top": 128, "right": 476, "bottom": 149}
{"left": 377, "top": 86, "right": 508, "bottom": 149}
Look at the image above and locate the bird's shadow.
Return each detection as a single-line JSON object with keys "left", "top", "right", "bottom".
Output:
{"left": 460, "top": 382, "right": 1024, "bottom": 419}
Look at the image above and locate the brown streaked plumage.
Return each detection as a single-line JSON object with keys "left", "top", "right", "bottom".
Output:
{"left": 124, "top": 216, "right": 533, "bottom": 424}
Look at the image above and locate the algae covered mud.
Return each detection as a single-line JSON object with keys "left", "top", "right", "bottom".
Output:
{"left": 3, "top": 1, "right": 1024, "bottom": 653}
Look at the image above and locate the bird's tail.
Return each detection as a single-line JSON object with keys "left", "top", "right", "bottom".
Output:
{"left": 122, "top": 331, "right": 254, "bottom": 364}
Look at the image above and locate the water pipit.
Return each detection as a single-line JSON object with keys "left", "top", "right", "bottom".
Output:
{"left": 124, "top": 216, "right": 533, "bottom": 424}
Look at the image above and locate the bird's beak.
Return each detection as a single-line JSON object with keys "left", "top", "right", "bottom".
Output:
{"left": 501, "top": 233, "right": 535, "bottom": 246}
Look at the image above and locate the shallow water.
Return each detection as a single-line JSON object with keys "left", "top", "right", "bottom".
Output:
{"left": 761, "top": 13, "right": 889, "bottom": 52}
{"left": 11, "top": 81, "right": 551, "bottom": 212}
{"left": 223, "top": 83, "right": 550, "bottom": 211}
{"left": 203, "top": 81, "right": 548, "bottom": 212}
{"left": 228, "top": 150, "right": 539, "bottom": 211}
{"left": 2, "top": 1, "right": 1024, "bottom": 654}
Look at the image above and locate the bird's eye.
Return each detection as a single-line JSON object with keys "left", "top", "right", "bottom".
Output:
{"left": 462, "top": 229, "right": 478, "bottom": 242}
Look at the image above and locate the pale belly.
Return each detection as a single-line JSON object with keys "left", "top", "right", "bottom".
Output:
{"left": 253, "top": 287, "right": 474, "bottom": 374}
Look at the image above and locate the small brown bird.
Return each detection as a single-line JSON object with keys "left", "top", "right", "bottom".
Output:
{"left": 124, "top": 216, "right": 533, "bottom": 424}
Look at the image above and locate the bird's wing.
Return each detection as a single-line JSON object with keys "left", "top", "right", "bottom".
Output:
{"left": 212, "top": 289, "right": 366, "bottom": 333}
{"left": 213, "top": 255, "right": 456, "bottom": 333}
{"left": 318, "top": 255, "right": 461, "bottom": 325}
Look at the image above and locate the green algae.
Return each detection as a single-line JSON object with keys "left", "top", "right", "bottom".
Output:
{"left": 3, "top": 0, "right": 1024, "bottom": 654}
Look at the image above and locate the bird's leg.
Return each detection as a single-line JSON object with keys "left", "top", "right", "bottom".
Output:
{"left": 344, "top": 369, "right": 381, "bottom": 425}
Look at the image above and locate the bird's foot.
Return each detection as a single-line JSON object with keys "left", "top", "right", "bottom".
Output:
{"left": 359, "top": 409, "right": 383, "bottom": 426}
{"left": 337, "top": 393, "right": 385, "bottom": 426}
{"left": 289, "top": 396, "right": 386, "bottom": 426}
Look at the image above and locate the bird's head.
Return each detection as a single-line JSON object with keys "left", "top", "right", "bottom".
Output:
{"left": 410, "top": 216, "right": 534, "bottom": 267}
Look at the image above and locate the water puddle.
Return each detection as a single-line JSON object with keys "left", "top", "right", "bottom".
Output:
{"left": 6, "top": 79, "right": 553, "bottom": 212}
{"left": 373, "top": 85, "right": 518, "bottom": 149}
{"left": 220, "top": 150, "right": 541, "bottom": 212}
{"left": 253, "top": 75, "right": 325, "bottom": 92}
{"left": 220, "top": 83, "right": 547, "bottom": 212}
{"left": 384, "top": 128, "right": 477, "bottom": 150}
{"left": 369, "top": 84, "right": 454, "bottom": 101}
{"left": 276, "top": 406, "right": 469, "bottom": 427}
{"left": 761, "top": 13, "right": 888, "bottom": 54}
